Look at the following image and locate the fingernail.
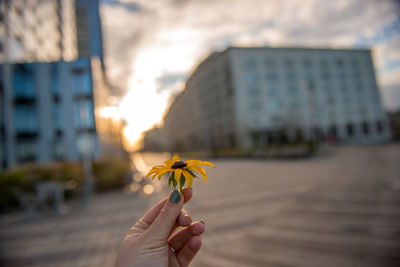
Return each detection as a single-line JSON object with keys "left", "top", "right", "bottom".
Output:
{"left": 170, "top": 189, "right": 181, "bottom": 203}
{"left": 200, "top": 220, "right": 205, "bottom": 225}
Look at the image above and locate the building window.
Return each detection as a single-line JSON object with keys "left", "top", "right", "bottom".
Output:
{"left": 72, "top": 70, "right": 91, "bottom": 96}
{"left": 362, "top": 122, "right": 369, "bottom": 135}
{"left": 243, "top": 58, "right": 257, "bottom": 69}
{"left": 326, "top": 95, "right": 334, "bottom": 105}
{"left": 350, "top": 59, "right": 359, "bottom": 68}
{"left": 13, "top": 65, "right": 35, "bottom": 98}
{"left": 266, "top": 73, "right": 278, "bottom": 82}
{"left": 269, "top": 99, "right": 280, "bottom": 112}
{"left": 320, "top": 72, "right": 330, "bottom": 80}
{"left": 376, "top": 121, "right": 383, "bottom": 134}
{"left": 16, "top": 140, "right": 37, "bottom": 163}
{"left": 284, "top": 58, "right": 294, "bottom": 68}
{"left": 320, "top": 59, "right": 328, "bottom": 69}
{"left": 303, "top": 72, "right": 313, "bottom": 80}
{"left": 346, "top": 123, "right": 354, "bottom": 136}
{"left": 264, "top": 58, "right": 276, "bottom": 69}
{"left": 245, "top": 72, "right": 259, "bottom": 84}
{"left": 14, "top": 105, "right": 37, "bottom": 132}
{"left": 247, "top": 87, "right": 260, "bottom": 97}
{"left": 74, "top": 101, "right": 95, "bottom": 128}
{"left": 303, "top": 58, "right": 312, "bottom": 68}
{"left": 53, "top": 137, "right": 64, "bottom": 159}
{"left": 288, "top": 87, "right": 298, "bottom": 95}
{"left": 250, "top": 102, "right": 263, "bottom": 112}
{"left": 329, "top": 125, "right": 337, "bottom": 139}
{"left": 304, "top": 80, "right": 315, "bottom": 91}
{"left": 286, "top": 72, "right": 296, "bottom": 81}
{"left": 313, "top": 127, "right": 323, "bottom": 141}
{"left": 336, "top": 58, "right": 344, "bottom": 67}
{"left": 295, "top": 128, "right": 304, "bottom": 142}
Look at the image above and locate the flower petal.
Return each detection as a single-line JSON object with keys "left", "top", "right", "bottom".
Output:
{"left": 173, "top": 155, "right": 181, "bottom": 162}
{"left": 164, "top": 159, "right": 173, "bottom": 168}
{"left": 174, "top": 169, "right": 182, "bottom": 183}
{"left": 151, "top": 171, "right": 160, "bottom": 180}
{"left": 186, "top": 160, "right": 203, "bottom": 166}
{"left": 187, "top": 160, "right": 215, "bottom": 168}
{"left": 157, "top": 169, "right": 169, "bottom": 180}
{"left": 182, "top": 170, "right": 193, "bottom": 188}
{"left": 146, "top": 169, "right": 159, "bottom": 178}
{"left": 200, "top": 161, "right": 215, "bottom": 167}
{"left": 190, "top": 166, "right": 209, "bottom": 184}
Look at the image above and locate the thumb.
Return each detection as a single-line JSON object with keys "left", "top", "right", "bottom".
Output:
{"left": 145, "top": 189, "right": 183, "bottom": 241}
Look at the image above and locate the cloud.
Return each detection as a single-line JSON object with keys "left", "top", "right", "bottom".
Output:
{"left": 100, "top": 0, "right": 400, "bottom": 109}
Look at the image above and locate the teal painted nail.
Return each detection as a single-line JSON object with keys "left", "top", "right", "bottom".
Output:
{"left": 170, "top": 189, "right": 181, "bottom": 203}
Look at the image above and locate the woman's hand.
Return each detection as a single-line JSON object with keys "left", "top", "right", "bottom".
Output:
{"left": 115, "top": 188, "right": 205, "bottom": 267}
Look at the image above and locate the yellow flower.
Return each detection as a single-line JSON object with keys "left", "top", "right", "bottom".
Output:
{"left": 146, "top": 155, "right": 215, "bottom": 190}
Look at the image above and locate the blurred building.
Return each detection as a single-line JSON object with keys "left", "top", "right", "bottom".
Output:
{"left": 0, "top": 0, "right": 78, "bottom": 62}
{"left": 388, "top": 111, "right": 400, "bottom": 141}
{"left": 159, "top": 47, "right": 391, "bottom": 151}
{"left": 0, "top": 59, "right": 98, "bottom": 168}
{"left": 0, "top": 0, "right": 122, "bottom": 169}
{"left": 75, "top": 0, "right": 104, "bottom": 67}
{"left": 141, "top": 127, "right": 169, "bottom": 152}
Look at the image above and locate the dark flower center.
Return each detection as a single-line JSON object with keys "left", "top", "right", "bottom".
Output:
{"left": 172, "top": 161, "right": 187, "bottom": 169}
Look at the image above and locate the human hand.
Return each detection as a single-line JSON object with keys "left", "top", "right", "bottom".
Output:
{"left": 115, "top": 188, "right": 205, "bottom": 267}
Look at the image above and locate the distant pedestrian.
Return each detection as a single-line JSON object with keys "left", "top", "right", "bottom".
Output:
{"left": 115, "top": 188, "right": 205, "bottom": 267}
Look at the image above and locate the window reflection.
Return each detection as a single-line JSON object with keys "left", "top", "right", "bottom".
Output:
{"left": 13, "top": 65, "right": 35, "bottom": 98}
{"left": 16, "top": 140, "right": 37, "bottom": 162}
{"left": 72, "top": 68, "right": 91, "bottom": 96}
{"left": 14, "top": 105, "right": 37, "bottom": 132}
{"left": 74, "top": 100, "right": 95, "bottom": 128}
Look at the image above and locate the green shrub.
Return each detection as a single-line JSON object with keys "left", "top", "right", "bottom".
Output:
{"left": 92, "top": 160, "right": 131, "bottom": 192}
{"left": 0, "top": 159, "right": 131, "bottom": 212}
{"left": 0, "top": 170, "right": 26, "bottom": 211}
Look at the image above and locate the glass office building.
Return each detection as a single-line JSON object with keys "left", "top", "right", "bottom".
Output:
{"left": 160, "top": 47, "right": 391, "bottom": 151}
{"left": 0, "top": 59, "right": 98, "bottom": 168}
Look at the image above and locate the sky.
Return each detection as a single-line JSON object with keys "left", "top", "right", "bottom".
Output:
{"left": 100, "top": 0, "right": 400, "bottom": 147}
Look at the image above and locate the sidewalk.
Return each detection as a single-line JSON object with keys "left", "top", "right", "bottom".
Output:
{"left": 1, "top": 144, "right": 400, "bottom": 267}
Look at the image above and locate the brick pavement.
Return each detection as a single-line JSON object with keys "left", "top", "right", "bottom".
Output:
{"left": 1, "top": 144, "right": 400, "bottom": 267}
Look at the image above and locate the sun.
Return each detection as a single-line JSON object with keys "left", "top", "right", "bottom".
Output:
{"left": 119, "top": 38, "right": 198, "bottom": 151}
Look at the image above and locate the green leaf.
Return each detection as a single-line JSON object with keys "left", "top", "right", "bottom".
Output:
{"left": 179, "top": 176, "right": 186, "bottom": 192}
{"left": 168, "top": 172, "right": 173, "bottom": 186}
{"left": 171, "top": 172, "right": 177, "bottom": 188}
{"left": 190, "top": 170, "right": 201, "bottom": 179}
{"left": 187, "top": 169, "right": 196, "bottom": 177}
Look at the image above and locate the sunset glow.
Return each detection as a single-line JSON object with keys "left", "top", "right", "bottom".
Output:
{"left": 119, "top": 35, "right": 199, "bottom": 149}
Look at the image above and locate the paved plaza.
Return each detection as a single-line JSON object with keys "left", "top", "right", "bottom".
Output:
{"left": 1, "top": 144, "right": 400, "bottom": 267}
